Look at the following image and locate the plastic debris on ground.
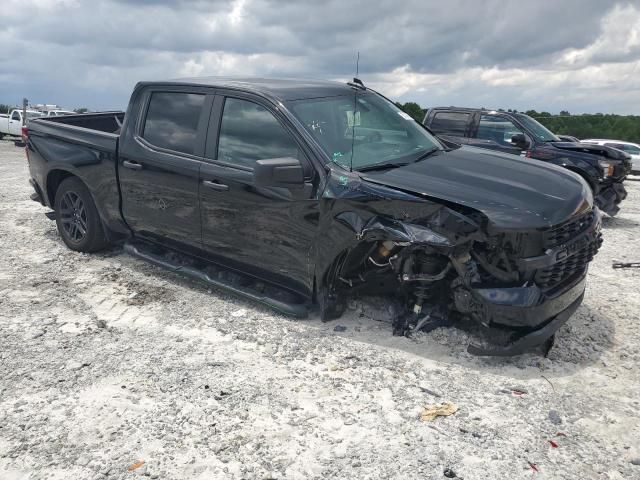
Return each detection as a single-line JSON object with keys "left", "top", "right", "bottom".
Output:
{"left": 419, "top": 402, "right": 458, "bottom": 422}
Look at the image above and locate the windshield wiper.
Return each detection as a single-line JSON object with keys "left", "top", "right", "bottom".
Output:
{"left": 356, "top": 147, "right": 441, "bottom": 172}
{"left": 411, "top": 147, "right": 440, "bottom": 163}
{"left": 356, "top": 161, "right": 409, "bottom": 172}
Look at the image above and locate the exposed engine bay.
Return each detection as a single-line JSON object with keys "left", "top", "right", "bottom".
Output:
{"left": 317, "top": 175, "right": 603, "bottom": 356}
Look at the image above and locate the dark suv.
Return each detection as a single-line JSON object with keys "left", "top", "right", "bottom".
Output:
{"left": 423, "top": 108, "right": 630, "bottom": 216}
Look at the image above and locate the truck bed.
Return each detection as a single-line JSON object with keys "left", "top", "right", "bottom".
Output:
{"left": 29, "top": 112, "right": 125, "bottom": 154}
{"left": 26, "top": 111, "right": 127, "bottom": 237}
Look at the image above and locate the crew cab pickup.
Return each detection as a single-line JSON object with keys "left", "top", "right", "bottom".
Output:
{"left": 25, "top": 78, "right": 603, "bottom": 355}
{"left": 423, "top": 108, "right": 631, "bottom": 216}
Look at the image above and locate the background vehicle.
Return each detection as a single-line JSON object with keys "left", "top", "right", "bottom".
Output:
{"left": 0, "top": 109, "right": 43, "bottom": 138}
{"left": 24, "top": 78, "right": 602, "bottom": 355}
{"left": 42, "top": 110, "right": 77, "bottom": 117}
{"left": 582, "top": 139, "right": 640, "bottom": 174}
{"left": 423, "top": 108, "right": 632, "bottom": 215}
{"left": 557, "top": 134, "right": 580, "bottom": 143}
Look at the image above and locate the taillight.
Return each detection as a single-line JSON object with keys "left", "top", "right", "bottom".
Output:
{"left": 21, "top": 126, "right": 28, "bottom": 143}
{"left": 525, "top": 150, "right": 532, "bottom": 158}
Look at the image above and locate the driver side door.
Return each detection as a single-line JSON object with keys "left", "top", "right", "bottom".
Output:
{"left": 199, "top": 94, "right": 319, "bottom": 296}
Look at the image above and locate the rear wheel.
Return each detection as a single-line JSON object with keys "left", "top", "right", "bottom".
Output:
{"left": 54, "top": 177, "right": 108, "bottom": 252}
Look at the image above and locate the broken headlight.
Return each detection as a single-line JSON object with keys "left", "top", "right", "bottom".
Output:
{"left": 598, "top": 160, "right": 613, "bottom": 178}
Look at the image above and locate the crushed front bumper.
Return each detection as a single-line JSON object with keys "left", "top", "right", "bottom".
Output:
{"left": 466, "top": 273, "right": 586, "bottom": 355}
{"left": 467, "top": 286, "right": 584, "bottom": 356}
{"left": 461, "top": 208, "right": 601, "bottom": 355}
{"left": 595, "top": 181, "right": 627, "bottom": 216}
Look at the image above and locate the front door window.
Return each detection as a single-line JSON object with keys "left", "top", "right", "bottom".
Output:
{"left": 477, "top": 114, "right": 525, "bottom": 147}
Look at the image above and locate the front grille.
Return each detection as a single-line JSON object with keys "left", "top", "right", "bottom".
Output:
{"left": 535, "top": 238, "right": 601, "bottom": 288}
{"left": 542, "top": 211, "right": 594, "bottom": 249}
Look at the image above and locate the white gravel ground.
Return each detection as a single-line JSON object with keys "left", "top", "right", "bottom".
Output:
{"left": 1, "top": 138, "right": 639, "bottom": 480}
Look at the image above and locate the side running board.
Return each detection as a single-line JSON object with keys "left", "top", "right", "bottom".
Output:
{"left": 123, "top": 241, "right": 309, "bottom": 318}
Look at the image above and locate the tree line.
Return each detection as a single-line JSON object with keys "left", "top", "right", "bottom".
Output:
{"left": 3, "top": 100, "right": 638, "bottom": 143}
{"left": 395, "top": 102, "right": 640, "bottom": 143}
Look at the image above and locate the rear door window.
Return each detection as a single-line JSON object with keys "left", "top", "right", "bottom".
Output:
{"left": 217, "top": 97, "right": 299, "bottom": 169}
{"left": 429, "top": 112, "right": 470, "bottom": 136}
{"left": 476, "top": 114, "right": 525, "bottom": 146}
{"left": 142, "top": 92, "right": 206, "bottom": 155}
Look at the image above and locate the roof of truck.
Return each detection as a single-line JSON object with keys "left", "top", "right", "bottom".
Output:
{"left": 429, "top": 107, "right": 524, "bottom": 114}
{"left": 142, "top": 77, "right": 357, "bottom": 102}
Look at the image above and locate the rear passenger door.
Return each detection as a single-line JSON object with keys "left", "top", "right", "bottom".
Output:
{"left": 119, "top": 88, "right": 213, "bottom": 251}
{"left": 469, "top": 113, "right": 526, "bottom": 155}
{"left": 426, "top": 111, "right": 472, "bottom": 144}
{"left": 199, "top": 93, "right": 318, "bottom": 295}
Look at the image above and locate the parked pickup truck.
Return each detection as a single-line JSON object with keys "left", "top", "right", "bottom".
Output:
{"left": 25, "top": 77, "right": 603, "bottom": 355}
{"left": 423, "top": 108, "right": 631, "bottom": 216}
{"left": 1, "top": 109, "right": 44, "bottom": 138}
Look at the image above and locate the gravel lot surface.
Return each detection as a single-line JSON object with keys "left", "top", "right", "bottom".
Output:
{"left": 1, "top": 138, "right": 639, "bottom": 480}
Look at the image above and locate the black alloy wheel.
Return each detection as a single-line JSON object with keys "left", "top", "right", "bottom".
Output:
{"left": 59, "top": 190, "right": 88, "bottom": 243}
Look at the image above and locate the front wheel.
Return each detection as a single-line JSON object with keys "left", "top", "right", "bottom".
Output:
{"left": 54, "top": 177, "right": 108, "bottom": 252}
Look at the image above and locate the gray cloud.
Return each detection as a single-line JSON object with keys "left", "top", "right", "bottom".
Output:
{"left": 0, "top": 0, "right": 638, "bottom": 113}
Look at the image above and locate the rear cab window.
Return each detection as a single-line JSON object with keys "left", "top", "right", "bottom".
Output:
{"left": 429, "top": 111, "right": 470, "bottom": 136}
{"left": 142, "top": 92, "right": 206, "bottom": 155}
{"left": 217, "top": 97, "right": 299, "bottom": 169}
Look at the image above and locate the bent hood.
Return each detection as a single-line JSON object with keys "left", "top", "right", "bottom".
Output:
{"left": 550, "top": 141, "right": 629, "bottom": 161}
{"left": 360, "top": 146, "right": 592, "bottom": 230}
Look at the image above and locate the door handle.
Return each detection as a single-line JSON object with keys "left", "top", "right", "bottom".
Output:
{"left": 202, "top": 180, "right": 229, "bottom": 191}
{"left": 122, "top": 160, "right": 143, "bottom": 170}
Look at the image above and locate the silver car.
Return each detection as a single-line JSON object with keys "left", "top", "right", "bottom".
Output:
{"left": 582, "top": 139, "right": 640, "bottom": 174}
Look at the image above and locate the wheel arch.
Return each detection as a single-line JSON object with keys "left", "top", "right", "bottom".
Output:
{"left": 47, "top": 169, "right": 119, "bottom": 243}
{"left": 46, "top": 169, "right": 76, "bottom": 206}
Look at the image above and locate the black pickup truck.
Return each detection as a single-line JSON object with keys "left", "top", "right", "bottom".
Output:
{"left": 423, "top": 108, "right": 631, "bottom": 216}
{"left": 26, "top": 77, "right": 602, "bottom": 355}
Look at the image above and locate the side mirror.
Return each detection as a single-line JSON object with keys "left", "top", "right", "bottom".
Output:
{"left": 254, "top": 157, "right": 306, "bottom": 189}
{"left": 511, "top": 133, "right": 529, "bottom": 149}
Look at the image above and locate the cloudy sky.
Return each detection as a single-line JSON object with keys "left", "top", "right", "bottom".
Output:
{"left": 1, "top": 0, "right": 639, "bottom": 113}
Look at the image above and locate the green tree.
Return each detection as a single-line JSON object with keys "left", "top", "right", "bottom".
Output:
{"left": 396, "top": 102, "right": 426, "bottom": 122}
{"left": 535, "top": 114, "right": 640, "bottom": 142}
{"left": 74, "top": 108, "right": 89, "bottom": 114}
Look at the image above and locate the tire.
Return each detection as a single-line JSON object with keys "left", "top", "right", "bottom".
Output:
{"left": 54, "top": 177, "right": 108, "bottom": 252}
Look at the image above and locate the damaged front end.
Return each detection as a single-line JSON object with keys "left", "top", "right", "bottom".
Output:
{"left": 318, "top": 175, "right": 603, "bottom": 356}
